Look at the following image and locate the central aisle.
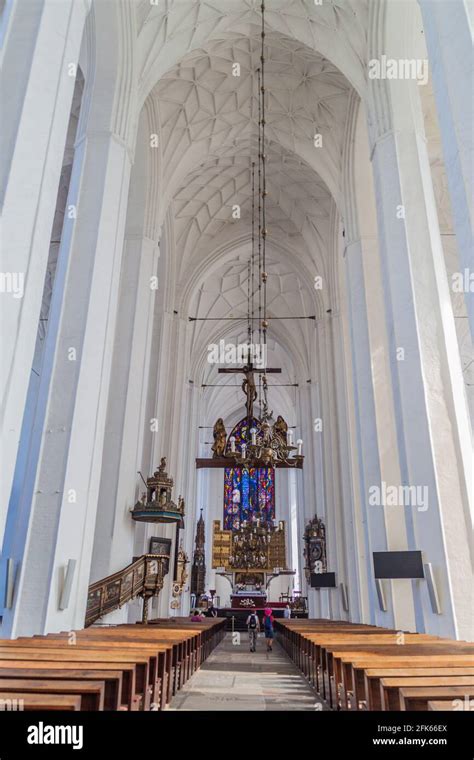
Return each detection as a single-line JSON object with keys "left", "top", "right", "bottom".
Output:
{"left": 169, "top": 632, "right": 323, "bottom": 711}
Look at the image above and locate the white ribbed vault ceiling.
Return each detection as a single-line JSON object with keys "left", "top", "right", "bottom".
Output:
{"left": 140, "top": 2, "right": 360, "bottom": 425}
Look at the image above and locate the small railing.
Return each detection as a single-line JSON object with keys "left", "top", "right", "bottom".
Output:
{"left": 85, "top": 554, "right": 168, "bottom": 627}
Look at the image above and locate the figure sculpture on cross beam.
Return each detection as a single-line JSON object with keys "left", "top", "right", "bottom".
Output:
{"left": 242, "top": 366, "right": 258, "bottom": 420}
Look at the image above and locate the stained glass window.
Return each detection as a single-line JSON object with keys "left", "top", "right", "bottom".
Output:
{"left": 223, "top": 417, "right": 275, "bottom": 530}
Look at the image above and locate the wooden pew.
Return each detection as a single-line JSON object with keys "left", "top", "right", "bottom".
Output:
{"left": 295, "top": 633, "right": 444, "bottom": 704}
{"left": 0, "top": 679, "right": 104, "bottom": 711}
{"left": 340, "top": 654, "right": 474, "bottom": 710}
{"left": 0, "top": 648, "right": 151, "bottom": 710}
{"left": 0, "top": 641, "right": 166, "bottom": 711}
{"left": 380, "top": 676, "right": 474, "bottom": 710}
{"left": 42, "top": 627, "right": 201, "bottom": 704}
{"left": 0, "top": 618, "right": 225, "bottom": 711}
{"left": 35, "top": 634, "right": 175, "bottom": 708}
{"left": 0, "top": 668, "right": 122, "bottom": 710}
{"left": 325, "top": 644, "right": 474, "bottom": 708}
{"left": 0, "top": 660, "right": 137, "bottom": 710}
{"left": 400, "top": 686, "right": 474, "bottom": 711}
{"left": 0, "top": 693, "right": 82, "bottom": 710}
{"left": 364, "top": 668, "right": 474, "bottom": 710}
{"left": 275, "top": 619, "right": 474, "bottom": 712}
{"left": 428, "top": 700, "right": 460, "bottom": 711}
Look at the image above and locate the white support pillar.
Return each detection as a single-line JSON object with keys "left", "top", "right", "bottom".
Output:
{"left": 4, "top": 129, "right": 133, "bottom": 637}
{"left": 147, "top": 310, "right": 191, "bottom": 619}
{"left": 178, "top": 380, "right": 202, "bottom": 617}
{"left": 90, "top": 235, "right": 160, "bottom": 586}
{"left": 0, "top": 0, "right": 89, "bottom": 538}
{"left": 331, "top": 311, "right": 362, "bottom": 622}
{"left": 418, "top": 0, "right": 474, "bottom": 335}
{"left": 367, "top": 0, "right": 473, "bottom": 638}
{"left": 296, "top": 384, "right": 317, "bottom": 615}
{"left": 320, "top": 310, "right": 384, "bottom": 623}
{"left": 344, "top": 243, "right": 392, "bottom": 623}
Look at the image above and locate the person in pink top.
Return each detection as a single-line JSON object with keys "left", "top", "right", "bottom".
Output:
{"left": 262, "top": 607, "right": 275, "bottom": 652}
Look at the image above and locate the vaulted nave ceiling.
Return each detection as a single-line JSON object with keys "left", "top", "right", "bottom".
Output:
{"left": 139, "top": 1, "right": 362, "bottom": 412}
{"left": 189, "top": 250, "right": 314, "bottom": 425}
{"left": 137, "top": 0, "right": 369, "bottom": 102}
{"left": 154, "top": 33, "right": 351, "bottom": 199}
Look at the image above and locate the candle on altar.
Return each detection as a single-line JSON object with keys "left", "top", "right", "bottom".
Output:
{"left": 287, "top": 429, "right": 294, "bottom": 446}
{"left": 297, "top": 438, "right": 303, "bottom": 456}
{"left": 241, "top": 443, "right": 247, "bottom": 459}
{"left": 230, "top": 436, "right": 236, "bottom": 453}
{"left": 250, "top": 427, "right": 257, "bottom": 446}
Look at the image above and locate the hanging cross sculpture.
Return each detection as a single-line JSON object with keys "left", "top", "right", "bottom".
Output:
{"left": 218, "top": 362, "right": 281, "bottom": 421}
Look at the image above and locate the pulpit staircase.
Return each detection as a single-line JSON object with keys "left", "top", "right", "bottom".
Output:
{"left": 85, "top": 554, "right": 168, "bottom": 627}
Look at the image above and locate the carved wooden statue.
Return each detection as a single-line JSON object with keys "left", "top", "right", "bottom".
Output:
{"left": 274, "top": 415, "right": 288, "bottom": 442}
{"left": 242, "top": 369, "right": 257, "bottom": 419}
{"left": 211, "top": 418, "right": 227, "bottom": 458}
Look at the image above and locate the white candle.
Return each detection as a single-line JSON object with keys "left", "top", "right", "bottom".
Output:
{"left": 230, "top": 436, "right": 236, "bottom": 453}
{"left": 287, "top": 429, "right": 294, "bottom": 446}
{"left": 297, "top": 438, "right": 303, "bottom": 456}
{"left": 241, "top": 443, "right": 247, "bottom": 459}
{"left": 250, "top": 427, "right": 257, "bottom": 445}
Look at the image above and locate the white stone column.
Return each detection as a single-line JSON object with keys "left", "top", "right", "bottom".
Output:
{"left": 367, "top": 4, "right": 473, "bottom": 636}
{"left": 178, "top": 381, "right": 202, "bottom": 617}
{"left": 90, "top": 235, "right": 160, "bottom": 586}
{"left": 418, "top": 0, "right": 474, "bottom": 335}
{"left": 146, "top": 311, "right": 192, "bottom": 619}
{"left": 295, "top": 384, "right": 315, "bottom": 612}
{"left": 4, "top": 129, "right": 133, "bottom": 637}
{"left": 0, "top": 0, "right": 89, "bottom": 538}
{"left": 344, "top": 241, "right": 396, "bottom": 627}
{"left": 330, "top": 311, "right": 363, "bottom": 622}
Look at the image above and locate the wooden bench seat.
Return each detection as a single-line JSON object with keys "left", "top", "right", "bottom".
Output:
{"left": 0, "top": 668, "right": 122, "bottom": 710}
{"left": 0, "top": 648, "right": 151, "bottom": 710}
{"left": 0, "top": 692, "right": 82, "bottom": 710}
{"left": 0, "top": 641, "right": 167, "bottom": 711}
{"left": 0, "top": 678, "right": 105, "bottom": 711}
{"left": 41, "top": 630, "right": 196, "bottom": 705}
{"left": 0, "top": 618, "right": 225, "bottom": 711}
{"left": 325, "top": 644, "right": 474, "bottom": 708}
{"left": 363, "top": 668, "right": 474, "bottom": 710}
{"left": 339, "top": 654, "right": 474, "bottom": 710}
{"left": 274, "top": 619, "right": 474, "bottom": 712}
{"left": 379, "top": 675, "right": 474, "bottom": 710}
{"left": 428, "top": 700, "right": 460, "bottom": 711}
{"left": 0, "top": 659, "right": 139, "bottom": 710}
{"left": 399, "top": 686, "right": 474, "bottom": 710}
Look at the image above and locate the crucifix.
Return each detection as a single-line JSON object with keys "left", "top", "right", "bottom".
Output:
{"left": 218, "top": 362, "right": 281, "bottom": 421}
{"left": 194, "top": 362, "right": 303, "bottom": 469}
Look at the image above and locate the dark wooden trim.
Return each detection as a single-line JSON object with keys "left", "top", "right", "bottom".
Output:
{"left": 195, "top": 457, "right": 303, "bottom": 469}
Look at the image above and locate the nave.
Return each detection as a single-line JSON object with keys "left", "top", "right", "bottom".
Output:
{"left": 0, "top": 2, "right": 472, "bottom": 749}
{"left": 168, "top": 632, "right": 320, "bottom": 712}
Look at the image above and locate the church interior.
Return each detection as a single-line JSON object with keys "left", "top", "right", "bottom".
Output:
{"left": 0, "top": 0, "right": 473, "bottom": 732}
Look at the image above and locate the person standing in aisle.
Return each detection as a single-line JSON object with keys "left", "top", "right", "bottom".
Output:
{"left": 246, "top": 610, "right": 260, "bottom": 652}
{"left": 263, "top": 607, "right": 275, "bottom": 652}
